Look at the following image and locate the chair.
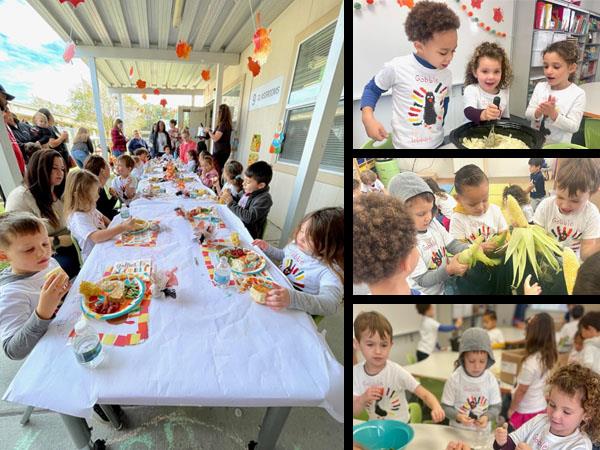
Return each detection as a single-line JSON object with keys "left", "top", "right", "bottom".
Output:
{"left": 408, "top": 402, "right": 422, "bottom": 424}
{"left": 360, "top": 135, "right": 394, "bottom": 149}
{"left": 584, "top": 117, "right": 600, "bottom": 149}
{"left": 418, "top": 377, "right": 445, "bottom": 401}
{"left": 405, "top": 352, "right": 416, "bottom": 365}
{"left": 71, "top": 235, "right": 84, "bottom": 267}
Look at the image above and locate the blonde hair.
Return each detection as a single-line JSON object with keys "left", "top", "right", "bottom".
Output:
{"left": 64, "top": 170, "right": 100, "bottom": 217}
{"left": 33, "top": 111, "right": 48, "bottom": 126}
{"left": 73, "top": 127, "right": 89, "bottom": 145}
{"left": 0, "top": 212, "right": 46, "bottom": 249}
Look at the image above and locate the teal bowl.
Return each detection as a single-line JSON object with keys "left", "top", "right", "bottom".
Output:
{"left": 353, "top": 420, "right": 414, "bottom": 450}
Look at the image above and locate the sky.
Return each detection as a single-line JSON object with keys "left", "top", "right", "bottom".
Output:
{"left": 0, "top": 0, "right": 194, "bottom": 109}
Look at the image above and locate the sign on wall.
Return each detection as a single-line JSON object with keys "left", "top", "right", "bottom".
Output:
{"left": 249, "top": 76, "right": 284, "bottom": 111}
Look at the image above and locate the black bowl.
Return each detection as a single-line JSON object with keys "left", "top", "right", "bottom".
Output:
{"left": 450, "top": 120, "right": 546, "bottom": 149}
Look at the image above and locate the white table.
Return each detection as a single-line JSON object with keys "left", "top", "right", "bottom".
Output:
{"left": 498, "top": 326, "right": 525, "bottom": 345}
{"left": 3, "top": 168, "right": 343, "bottom": 449}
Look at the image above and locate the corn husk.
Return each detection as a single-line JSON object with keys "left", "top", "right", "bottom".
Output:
{"left": 562, "top": 247, "right": 580, "bottom": 295}
{"left": 456, "top": 235, "right": 501, "bottom": 268}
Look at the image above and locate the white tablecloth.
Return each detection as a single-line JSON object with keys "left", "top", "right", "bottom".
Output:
{"left": 3, "top": 170, "right": 344, "bottom": 423}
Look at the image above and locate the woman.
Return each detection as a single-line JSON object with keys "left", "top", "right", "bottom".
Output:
{"left": 84, "top": 154, "right": 119, "bottom": 220}
{"left": 5, "top": 149, "right": 80, "bottom": 278}
{"left": 70, "top": 127, "right": 95, "bottom": 168}
{"left": 38, "top": 107, "right": 74, "bottom": 169}
{"left": 151, "top": 120, "right": 171, "bottom": 158}
{"left": 148, "top": 122, "right": 158, "bottom": 158}
{"left": 111, "top": 118, "right": 127, "bottom": 157}
{"left": 207, "top": 104, "right": 232, "bottom": 175}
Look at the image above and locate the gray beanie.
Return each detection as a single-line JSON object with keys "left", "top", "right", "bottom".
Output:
{"left": 458, "top": 327, "right": 495, "bottom": 370}
{"left": 388, "top": 172, "right": 434, "bottom": 203}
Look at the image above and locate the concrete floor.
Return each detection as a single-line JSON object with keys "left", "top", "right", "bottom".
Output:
{"left": 0, "top": 221, "right": 345, "bottom": 450}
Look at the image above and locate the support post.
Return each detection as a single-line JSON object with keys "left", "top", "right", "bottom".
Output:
{"left": 88, "top": 57, "right": 108, "bottom": 159}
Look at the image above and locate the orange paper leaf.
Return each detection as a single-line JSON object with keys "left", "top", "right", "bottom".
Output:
{"left": 175, "top": 40, "right": 192, "bottom": 60}
{"left": 136, "top": 79, "right": 146, "bottom": 89}
{"left": 247, "top": 57, "right": 261, "bottom": 77}
{"left": 141, "top": 93, "right": 147, "bottom": 100}
{"left": 201, "top": 70, "right": 210, "bottom": 81}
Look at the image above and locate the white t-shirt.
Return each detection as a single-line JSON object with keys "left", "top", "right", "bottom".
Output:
{"left": 450, "top": 203, "right": 508, "bottom": 242}
{"left": 373, "top": 53, "right": 452, "bottom": 149}
{"left": 409, "top": 219, "right": 456, "bottom": 295}
{"left": 516, "top": 352, "right": 550, "bottom": 414}
{"left": 556, "top": 320, "right": 579, "bottom": 347}
{"left": 441, "top": 365, "right": 501, "bottom": 431}
{"left": 523, "top": 204, "right": 534, "bottom": 224}
{"left": 111, "top": 174, "right": 138, "bottom": 204}
{"left": 509, "top": 413, "right": 591, "bottom": 450}
{"left": 353, "top": 360, "right": 420, "bottom": 423}
{"left": 67, "top": 209, "right": 106, "bottom": 262}
{"left": 581, "top": 335, "right": 600, "bottom": 374}
{"left": 487, "top": 328, "right": 505, "bottom": 345}
{"left": 281, "top": 242, "right": 342, "bottom": 295}
{"left": 360, "top": 179, "right": 385, "bottom": 193}
{"left": 435, "top": 193, "right": 457, "bottom": 219}
{"left": 463, "top": 84, "right": 510, "bottom": 121}
{"left": 525, "top": 81, "right": 586, "bottom": 145}
{"left": 534, "top": 196, "right": 600, "bottom": 259}
{"left": 417, "top": 316, "right": 440, "bottom": 355}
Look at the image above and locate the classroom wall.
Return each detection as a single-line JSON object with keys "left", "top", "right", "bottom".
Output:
{"left": 393, "top": 158, "right": 546, "bottom": 179}
{"left": 203, "top": 0, "right": 343, "bottom": 230}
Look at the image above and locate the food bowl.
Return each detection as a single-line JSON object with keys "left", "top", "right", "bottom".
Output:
{"left": 450, "top": 120, "right": 546, "bottom": 149}
{"left": 353, "top": 420, "right": 414, "bottom": 450}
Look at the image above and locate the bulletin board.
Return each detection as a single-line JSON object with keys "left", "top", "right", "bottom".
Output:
{"left": 352, "top": 0, "right": 516, "bottom": 99}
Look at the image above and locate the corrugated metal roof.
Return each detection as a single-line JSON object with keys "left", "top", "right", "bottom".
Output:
{"left": 26, "top": 0, "right": 293, "bottom": 92}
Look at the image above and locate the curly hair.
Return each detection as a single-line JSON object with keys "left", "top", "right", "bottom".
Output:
{"left": 404, "top": 0, "right": 460, "bottom": 43}
{"left": 465, "top": 42, "right": 513, "bottom": 89}
{"left": 543, "top": 40, "right": 580, "bottom": 82}
{"left": 353, "top": 193, "right": 416, "bottom": 284}
{"left": 503, "top": 185, "right": 529, "bottom": 206}
{"left": 546, "top": 363, "right": 600, "bottom": 443}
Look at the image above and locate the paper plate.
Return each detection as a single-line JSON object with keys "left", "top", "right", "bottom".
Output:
{"left": 218, "top": 247, "right": 266, "bottom": 275}
{"left": 81, "top": 275, "right": 146, "bottom": 321}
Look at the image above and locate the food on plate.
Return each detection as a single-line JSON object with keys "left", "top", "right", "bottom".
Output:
{"left": 462, "top": 134, "right": 529, "bottom": 149}
{"left": 230, "top": 232, "right": 240, "bottom": 247}
{"left": 44, "top": 266, "right": 66, "bottom": 280}
{"left": 250, "top": 282, "right": 271, "bottom": 304}
{"left": 132, "top": 218, "right": 149, "bottom": 231}
{"left": 218, "top": 247, "right": 265, "bottom": 273}
{"left": 81, "top": 275, "right": 144, "bottom": 317}
{"left": 79, "top": 281, "right": 104, "bottom": 297}
{"left": 98, "top": 279, "right": 125, "bottom": 301}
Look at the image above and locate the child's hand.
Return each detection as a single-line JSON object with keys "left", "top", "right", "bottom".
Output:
{"left": 363, "top": 117, "right": 388, "bottom": 141}
{"left": 361, "top": 386, "right": 383, "bottom": 407}
{"left": 119, "top": 217, "right": 137, "bottom": 232}
{"left": 538, "top": 101, "right": 556, "bottom": 118}
{"left": 431, "top": 406, "right": 445, "bottom": 423}
{"left": 264, "top": 284, "right": 290, "bottom": 310}
{"left": 446, "top": 442, "right": 471, "bottom": 450}
{"left": 108, "top": 187, "right": 118, "bottom": 198}
{"left": 446, "top": 255, "right": 469, "bottom": 277}
{"left": 251, "top": 239, "right": 269, "bottom": 251}
{"left": 524, "top": 274, "right": 542, "bottom": 295}
{"left": 37, "top": 270, "right": 70, "bottom": 320}
{"left": 495, "top": 422, "right": 509, "bottom": 446}
{"left": 480, "top": 240, "right": 498, "bottom": 253}
{"left": 481, "top": 104, "right": 501, "bottom": 121}
{"left": 456, "top": 413, "right": 474, "bottom": 425}
{"left": 476, "top": 415, "right": 489, "bottom": 428}
{"left": 455, "top": 317, "right": 463, "bottom": 328}
{"left": 220, "top": 189, "right": 233, "bottom": 204}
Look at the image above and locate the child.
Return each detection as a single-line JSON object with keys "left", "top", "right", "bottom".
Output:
{"left": 579, "top": 311, "right": 600, "bottom": 374}
{"left": 214, "top": 160, "right": 243, "bottom": 200}
{"left": 360, "top": 170, "right": 386, "bottom": 194}
{"left": 185, "top": 149, "right": 199, "bottom": 174}
{"left": 29, "top": 111, "right": 54, "bottom": 146}
{"left": 251, "top": 207, "right": 343, "bottom": 316}
{"left": 441, "top": 328, "right": 502, "bottom": 432}
{"left": 503, "top": 185, "right": 534, "bottom": 224}
{"left": 134, "top": 148, "right": 150, "bottom": 174}
{"left": 463, "top": 42, "right": 512, "bottom": 124}
{"left": 495, "top": 363, "right": 600, "bottom": 450}
{"left": 423, "top": 177, "right": 457, "bottom": 229}
{"left": 482, "top": 310, "right": 505, "bottom": 349}
{"left": 64, "top": 170, "right": 136, "bottom": 261}
{"left": 199, "top": 155, "right": 219, "bottom": 189}
{"left": 360, "top": 1, "right": 460, "bottom": 149}
{"left": 222, "top": 161, "right": 273, "bottom": 239}
{"left": 534, "top": 158, "right": 600, "bottom": 261}
{"left": 573, "top": 252, "right": 600, "bottom": 294}
{"left": 525, "top": 41, "right": 586, "bottom": 145}
{"left": 450, "top": 164, "right": 508, "bottom": 247}
{"left": 353, "top": 193, "right": 422, "bottom": 295}
{"left": 388, "top": 172, "right": 469, "bottom": 295}
{"left": 0, "top": 211, "right": 119, "bottom": 443}
{"left": 110, "top": 154, "right": 138, "bottom": 206}
{"left": 416, "top": 304, "right": 462, "bottom": 360}
{"left": 568, "top": 330, "right": 584, "bottom": 364}
{"left": 525, "top": 158, "right": 546, "bottom": 212}
{"left": 556, "top": 304, "right": 584, "bottom": 349}
{"left": 131, "top": 155, "right": 144, "bottom": 180}
{"left": 353, "top": 311, "right": 445, "bottom": 423}
{"left": 178, "top": 129, "right": 196, "bottom": 164}
{"left": 507, "top": 313, "right": 558, "bottom": 430}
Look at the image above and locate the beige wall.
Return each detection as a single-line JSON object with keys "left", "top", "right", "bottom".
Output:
{"left": 204, "top": 0, "right": 343, "bottom": 230}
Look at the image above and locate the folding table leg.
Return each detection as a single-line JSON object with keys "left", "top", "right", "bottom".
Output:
{"left": 20, "top": 406, "right": 34, "bottom": 425}
{"left": 59, "top": 413, "right": 93, "bottom": 450}
{"left": 256, "top": 406, "right": 291, "bottom": 449}
{"left": 98, "top": 404, "right": 123, "bottom": 430}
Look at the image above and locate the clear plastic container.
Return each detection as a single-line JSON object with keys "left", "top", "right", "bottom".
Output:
{"left": 214, "top": 256, "right": 231, "bottom": 288}
{"left": 120, "top": 205, "right": 130, "bottom": 219}
{"left": 72, "top": 318, "right": 105, "bottom": 368}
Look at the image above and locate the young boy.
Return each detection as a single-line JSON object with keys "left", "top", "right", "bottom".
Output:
{"left": 388, "top": 172, "right": 469, "bottom": 295}
{"left": 579, "top": 311, "right": 600, "bottom": 374}
{"left": 111, "top": 154, "right": 138, "bottom": 206}
{"left": 353, "top": 311, "right": 445, "bottom": 423}
{"left": 534, "top": 158, "right": 600, "bottom": 261}
{"left": 525, "top": 158, "right": 546, "bottom": 212}
{"left": 482, "top": 310, "right": 505, "bottom": 349}
{"left": 449, "top": 164, "right": 508, "bottom": 247}
{"left": 222, "top": 161, "right": 273, "bottom": 239}
{"left": 134, "top": 148, "right": 150, "bottom": 174}
{"left": 556, "top": 304, "right": 584, "bottom": 349}
{"left": 416, "top": 304, "right": 462, "bottom": 361}
{"left": 360, "top": 1, "right": 460, "bottom": 149}
{"left": 359, "top": 169, "right": 386, "bottom": 194}
{"left": 353, "top": 192, "right": 422, "bottom": 295}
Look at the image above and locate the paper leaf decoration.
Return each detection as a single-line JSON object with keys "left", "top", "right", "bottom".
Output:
{"left": 471, "top": 0, "right": 483, "bottom": 9}
{"left": 136, "top": 79, "right": 147, "bottom": 89}
{"left": 493, "top": 7, "right": 504, "bottom": 23}
{"left": 252, "top": 13, "right": 272, "bottom": 65}
{"left": 63, "top": 41, "right": 76, "bottom": 63}
{"left": 153, "top": 88, "right": 160, "bottom": 95}
{"left": 247, "top": 57, "right": 261, "bottom": 77}
{"left": 129, "top": 66, "right": 134, "bottom": 77}
{"left": 141, "top": 93, "right": 147, "bottom": 100}
{"left": 59, "top": 0, "right": 85, "bottom": 7}
{"left": 397, "top": 0, "right": 414, "bottom": 8}
{"left": 201, "top": 70, "right": 210, "bottom": 81}
{"left": 175, "top": 40, "right": 192, "bottom": 60}
{"left": 160, "top": 98, "right": 167, "bottom": 108}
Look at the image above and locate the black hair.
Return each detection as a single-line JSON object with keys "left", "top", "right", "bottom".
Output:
{"left": 245, "top": 161, "right": 273, "bottom": 186}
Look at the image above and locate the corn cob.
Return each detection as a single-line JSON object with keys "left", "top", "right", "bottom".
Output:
{"left": 562, "top": 247, "right": 580, "bottom": 295}
{"left": 505, "top": 195, "right": 529, "bottom": 228}
{"left": 456, "top": 236, "right": 501, "bottom": 268}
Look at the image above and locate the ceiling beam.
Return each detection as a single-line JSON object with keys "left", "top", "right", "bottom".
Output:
{"left": 107, "top": 87, "right": 203, "bottom": 95}
{"left": 75, "top": 46, "right": 239, "bottom": 65}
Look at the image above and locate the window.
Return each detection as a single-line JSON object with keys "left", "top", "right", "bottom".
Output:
{"left": 280, "top": 21, "right": 343, "bottom": 173}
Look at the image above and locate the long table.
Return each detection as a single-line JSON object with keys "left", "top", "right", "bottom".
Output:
{"left": 3, "top": 167, "right": 343, "bottom": 448}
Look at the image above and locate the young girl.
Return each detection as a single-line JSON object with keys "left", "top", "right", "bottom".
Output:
{"left": 65, "top": 170, "right": 136, "bottom": 261}
{"left": 252, "top": 207, "right": 343, "bottom": 315}
{"left": 29, "top": 111, "right": 54, "bottom": 146}
{"left": 534, "top": 158, "right": 600, "bottom": 261}
{"left": 441, "top": 328, "right": 501, "bottom": 432}
{"left": 360, "top": 170, "right": 387, "bottom": 194}
{"left": 503, "top": 185, "right": 534, "bottom": 224}
{"left": 178, "top": 129, "right": 195, "bottom": 164}
{"left": 423, "top": 177, "right": 456, "bottom": 231}
{"left": 111, "top": 154, "right": 138, "bottom": 206}
{"left": 131, "top": 155, "right": 144, "bottom": 179}
{"left": 185, "top": 149, "right": 200, "bottom": 173}
{"left": 495, "top": 363, "right": 600, "bottom": 450}
{"left": 214, "top": 160, "right": 244, "bottom": 200}
{"left": 416, "top": 304, "right": 462, "bottom": 361}
{"left": 200, "top": 155, "right": 219, "bottom": 189}
{"left": 525, "top": 41, "right": 586, "bottom": 145}
{"left": 463, "top": 42, "right": 513, "bottom": 124}
{"left": 507, "top": 313, "right": 558, "bottom": 430}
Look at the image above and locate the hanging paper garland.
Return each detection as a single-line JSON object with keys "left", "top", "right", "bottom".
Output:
{"left": 160, "top": 98, "right": 167, "bottom": 108}
{"left": 153, "top": 88, "right": 160, "bottom": 95}
{"left": 455, "top": 0, "right": 506, "bottom": 37}
{"left": 63, "top": 41, "right": 76, "bottom": 63}
{"left": 252, "top": 13, "right": 272, "bottom": 65}
{"left": 175, "top": 40, "right": 192, "bottom": 60}
{"left": 201, "top": 70, "right": 210, "bottom": 81}
{"left": 247, "top": 56, "right": 261, "bottom": 77}
{"left": 59, "top": 0, "right": 85, "bottom": 7}
{"left": 136, "top": 79, "right": 147, "bottom": 89}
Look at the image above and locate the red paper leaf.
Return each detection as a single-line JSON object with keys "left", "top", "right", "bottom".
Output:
{"left": 175, "top": 40, "right": 192, "bottom": 60}
{"left": 201, "top": 70, "right": 210, "bottom": 81}
{"left": 247, "top": 57, "right": 260, "bottom": 77}
{"left": 153, "top": 88, "right": 160, "bottom": 95}
{"left": 63, "top": 41, "right": 76, "bottom": 63}
{"left": 136, "top": 79, "right": 147, "bottom": 89}
{"left": 59, "top": 0, "right": 85, "bottom": 7}
{"left": 160, "top": 98, "right": 167, "bottom": 108}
